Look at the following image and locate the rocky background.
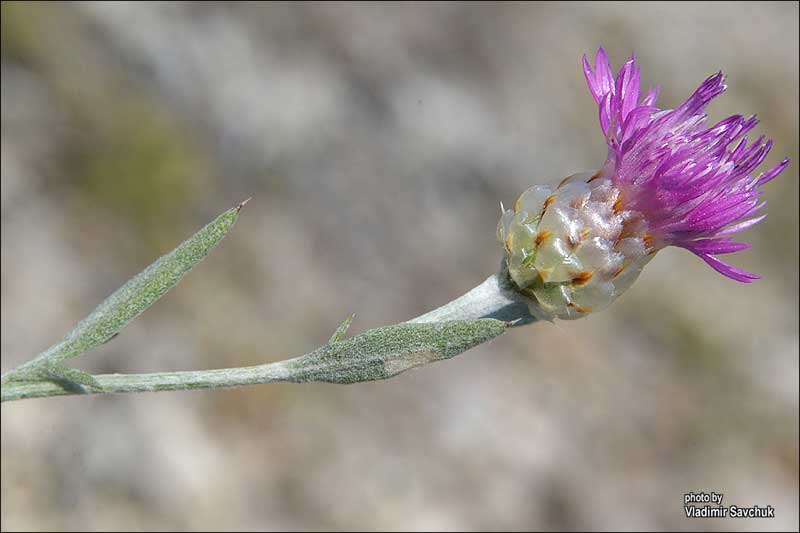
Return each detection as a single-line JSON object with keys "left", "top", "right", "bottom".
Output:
{"left": 2, "top": 2, "right": 797, "bottom": 531}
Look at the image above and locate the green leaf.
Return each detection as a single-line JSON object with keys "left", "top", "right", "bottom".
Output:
{"left": 41, "top": 363, "right": 102, "bottom": 391}
{"left": 5, "top": 200, "right": 248, "bottom": 379}
{"left": 328, "top": 313, "right": 356, "bottom": 344}
{"left": 289, "top": 319, "right": 509, "bottom": 384}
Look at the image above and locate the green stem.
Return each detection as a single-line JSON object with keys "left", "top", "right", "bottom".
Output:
{"left": 408, "top": 270, "right": 537, "bottom": 326}
{"left": 1, "top": 268, "right": 536, "bottom": 402}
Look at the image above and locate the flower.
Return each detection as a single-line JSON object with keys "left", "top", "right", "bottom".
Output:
{"left": 498, "top": 47, "right": 789, "bottom": 321}
{"left": 583, "top": 47, "right": 789, "bottom": 281}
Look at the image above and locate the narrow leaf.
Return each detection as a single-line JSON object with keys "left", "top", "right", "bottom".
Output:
{"left": 41, "top": 364, "right": 102, "bottom": 391}
{"left": 328, "top": 313, "right": 356, "bottom": 344}
{"left": 8, "top": 200, "right": 247, "bottom": 377}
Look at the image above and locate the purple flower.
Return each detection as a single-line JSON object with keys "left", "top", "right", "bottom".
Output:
{"left": 582, "top": 47, "right": 789, "bottom": 282}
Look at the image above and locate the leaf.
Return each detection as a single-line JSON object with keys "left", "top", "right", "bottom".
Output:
{"left": 6, "top": 200, "right": 248, "bottom": 378}
{"left": 328, "top": 313, "right": 356, "bottom": 344}
{"left": 41, "top": 364, "right": 102, "bottom": 391}
{"left": 288, "top": 319, "right": 509, "bottom": 384}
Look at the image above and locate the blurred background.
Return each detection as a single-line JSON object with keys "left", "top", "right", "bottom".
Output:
{"left": 1, "top": 2, "right": 797, "bottom": 531}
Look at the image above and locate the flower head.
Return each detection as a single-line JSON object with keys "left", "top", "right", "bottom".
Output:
{"left": 498, "top": 48, "right": 789, "bottom": 321}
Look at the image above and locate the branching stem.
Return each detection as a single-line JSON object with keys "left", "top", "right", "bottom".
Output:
{"left": 1, "top": 271, "right": 536, "bottom": 402}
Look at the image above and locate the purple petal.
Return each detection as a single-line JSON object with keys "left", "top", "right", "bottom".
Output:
{"left": 594, "top": 48, "right": 615, "bottom": 101}
{"left": 642, "top": 85, "right": 660, "bottom": 106}
{"left": 757, "top": 158, "right": 790, "bottom": 185}
{"left": 582, "top": 54, "right": 602, "bottom": 104}
{"left": 684, "top": 238, "right": 752, "bottom": 255}
{"left": 696, "top": 253, "right": 761, "bottom": 282}
{"left": 715, "top": 214, "right": 767, "bottom": 236}
{"left": 615, "top": 58, "right": 640, "bottom": 122}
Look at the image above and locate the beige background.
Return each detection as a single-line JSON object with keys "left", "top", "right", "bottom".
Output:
{"left": 2, "top": 2, "right": 797, "bottom": 531}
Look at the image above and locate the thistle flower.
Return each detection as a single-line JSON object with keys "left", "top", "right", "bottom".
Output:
{"left": 498, "top": 47, "right": 789, "bottom": 321}
{"left": 3, "top": 50, "right": 791, "bottom": 403}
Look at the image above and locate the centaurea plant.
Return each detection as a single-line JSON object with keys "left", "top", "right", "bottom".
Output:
{"left": 0, "top": 48, "right": 789, "bottom": 402}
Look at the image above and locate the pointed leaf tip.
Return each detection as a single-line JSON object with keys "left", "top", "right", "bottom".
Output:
{"left": 329, "top": 313, "right": 356, "bottom": 344}
{"left": 7, "top": 201, "right": 246, "bottom": 376}
{"left": 236, "top": 197, "right": 252, "bottom": 212}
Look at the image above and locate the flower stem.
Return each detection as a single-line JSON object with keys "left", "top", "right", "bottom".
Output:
{"left": 1, "top": 271, "right": 535, "bottom": 402}
{"left": 407, "top": 269, "right": 536, "bottom": 326}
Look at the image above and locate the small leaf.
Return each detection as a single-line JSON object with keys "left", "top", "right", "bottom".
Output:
{"left": 328, "top": 313, "right": 356, "bottom": 344}
{"left": 7, "top": 201, "right": 247, "bottom": 378}
{"left": 3, "top": 362, "right": 101, "bottom": 391}
{"left": 42, "top": 364, "right": 102, "bottom": 391}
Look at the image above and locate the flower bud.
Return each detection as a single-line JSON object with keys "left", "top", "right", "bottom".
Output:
{"left": 498, "top": 172, "right": 653, "bottom": 321}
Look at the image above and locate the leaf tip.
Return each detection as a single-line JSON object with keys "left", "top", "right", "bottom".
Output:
{"left": 329, "top": 313, "right": 357, "bottom": 344}
{"left": 236, "top": 197, "right": 253, "bottom": 212}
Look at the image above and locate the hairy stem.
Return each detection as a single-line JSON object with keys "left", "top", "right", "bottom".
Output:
{"left": 1, "top": 268, "right": 536, "bottom": 402}
{"left": 408, "top": 270, "right": 536, "bottom": 326}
